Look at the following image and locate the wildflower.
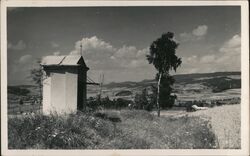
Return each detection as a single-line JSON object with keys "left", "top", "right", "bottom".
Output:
{"left": 51, "top": 131, "right": 58, "bottom": 137}
{"left": 52, "top": 134, "right": 56, "bottom": 137}
{"left": 60, "top": 131, "right": 65, "bottom": 134}
{"left": 153, "top": 121, "right": 158, "bottom": 125}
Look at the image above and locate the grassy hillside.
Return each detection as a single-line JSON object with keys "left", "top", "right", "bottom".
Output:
{"left": 8, "top": 110, "right": 218, "bottom": 149}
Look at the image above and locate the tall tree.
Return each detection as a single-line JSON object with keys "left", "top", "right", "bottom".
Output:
{"left": 147, "top": 32, "right": 182, "bottom": 116}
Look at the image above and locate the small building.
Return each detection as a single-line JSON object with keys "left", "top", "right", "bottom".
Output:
{"left": 41, "top": 55, "right": 89, "bottom": 114}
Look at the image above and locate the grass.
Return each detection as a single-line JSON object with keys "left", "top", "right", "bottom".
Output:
{"left": 8, "top": 110, "right": 218, "bottom": 149}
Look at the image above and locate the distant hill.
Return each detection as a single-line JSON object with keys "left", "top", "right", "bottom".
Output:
{"left": 104, "top": 72, "right": 241, "bottom": 89}
{"left": 7, "top": 71, "right": 241, "bottom": 99}
{"left": 115, "top": 90, "right": 133, "bottom": 96}
{"left": 173, "top": 71, "right": 240, "bottom": 84}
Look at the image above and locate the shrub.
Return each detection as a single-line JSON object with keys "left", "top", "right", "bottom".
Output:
{"left": 134, "top": 88, "right": 154, "bottom": 111}
{"left": 86, "top": 96, "right": 100, "bottom": 111}
{"left": 114, "top": 98, "right": 132, "bottom": 109}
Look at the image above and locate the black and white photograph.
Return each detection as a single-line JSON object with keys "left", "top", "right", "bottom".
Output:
{"left": 1, "top": 1, "right": 249, "bottom": 155}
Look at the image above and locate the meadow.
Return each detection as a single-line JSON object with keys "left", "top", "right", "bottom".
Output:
{"left": 8, "top": 109, "right": 219, "bottom": 149}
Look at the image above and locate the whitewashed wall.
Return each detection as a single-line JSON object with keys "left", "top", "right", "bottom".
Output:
{"left": 42, "top": 73, "right": 51, "bottom": 115}
{"left": 65, "top": 69, "right": 78, "bottom": 113}
{"left": 42, "top": 68, "right": 78, "bottom": 115}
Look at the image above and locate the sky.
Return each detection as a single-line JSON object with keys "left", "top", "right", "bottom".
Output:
{"left": 7, "top": 6, "right": 241, "bottom": 85}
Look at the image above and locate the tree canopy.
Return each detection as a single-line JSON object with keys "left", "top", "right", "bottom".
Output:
{"left": 147, "top": 32, "right": 182, "bottom": 74}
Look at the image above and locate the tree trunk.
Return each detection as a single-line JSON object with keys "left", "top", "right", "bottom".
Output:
{"left": 156, "top": 72, "right": 162, "bottom": 117}
{"left": 39, "top": 82, "right": 42, "bottom": 111}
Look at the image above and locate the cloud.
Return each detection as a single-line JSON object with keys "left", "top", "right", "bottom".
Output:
{"left": 8, "top": 40, "right": 26, "bottom": 50}
{"left": 70, "top": 36, "right": 115, "bottom": 60}
{"left": 179, "top": 32, "right": 193, "bottom": 42}
{"left": 69, "top": 36, "right": 150, "bottom": 70}
{"left": 112, "top": 47, "right": 149, "bottom": 69}
{"left": 51, "top": 42, "right": 59, "bottom": 48}
{"left": 179, "top": 25, "right": 208, "bottom": 42}
{"left": 53, "top": 51, "right": 61, "bottom": 56}
{"left": 113, "top": 46, "right": 137, "bottom": 59}
{"left": 200, "top": 55, "right": 215, "bottom": 64}
{"left": 67, "top": 36, "right": 153, "bottom": 82}
{"left": 178, "top": 34, "right": 241, "bottom": 74}
{"left": 192, "top": 25, "right": 208, "bottom": 37}
{"left": 215, "top": 34, "right": 241, "bottom": 68}
{"left": 219, "top": 34, "right": 240, "bottom": 54}
{"left": 19, "top": 54, "right": 32, "bottom": 64}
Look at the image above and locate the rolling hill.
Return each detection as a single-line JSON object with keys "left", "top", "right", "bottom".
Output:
{"left": 8, "top": 71, "right": 241, "bottom": 104}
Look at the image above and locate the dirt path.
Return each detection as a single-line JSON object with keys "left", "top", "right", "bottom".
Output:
{"left": 159, "top": 104, "right": 241, "bottom": 149}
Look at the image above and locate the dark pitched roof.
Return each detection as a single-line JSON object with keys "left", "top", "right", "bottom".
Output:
{"left": 41, "top": 55, "right": 88, "bottom": 68}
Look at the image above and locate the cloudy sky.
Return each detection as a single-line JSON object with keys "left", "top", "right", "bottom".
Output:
{"left": 7, "top": 6, "right": 241, "bottom": 85}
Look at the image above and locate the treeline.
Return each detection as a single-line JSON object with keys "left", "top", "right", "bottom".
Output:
{"left": 87, "top": 96, "right": 132, "bottom": 110}
{"left": 8, "top": 86, "right": 31, "bottom": 96}
{"left": 87, "top": 86, "right": 176, "bottom": 111}
{"left": 86, "top": 90, "right": 154, "bottom": 111}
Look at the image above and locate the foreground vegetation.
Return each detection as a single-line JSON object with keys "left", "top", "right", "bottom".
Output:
{"left": 8, "top": 110, "right": 218, "bottom": 149}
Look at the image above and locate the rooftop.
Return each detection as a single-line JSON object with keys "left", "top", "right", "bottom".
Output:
{"left": 41, "top": 55, "right": 88, "bottom": 68}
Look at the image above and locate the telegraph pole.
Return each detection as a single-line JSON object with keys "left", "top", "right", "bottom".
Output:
{"left": 99, "top": 73, "right": 104, "bottom": 108}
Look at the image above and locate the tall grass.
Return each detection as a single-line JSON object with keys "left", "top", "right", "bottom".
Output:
{"left": 8, "top": 110, "right": 218, "bottom": 149}
{"left": 119, "top": 110, "right": 218, "bottom": 149}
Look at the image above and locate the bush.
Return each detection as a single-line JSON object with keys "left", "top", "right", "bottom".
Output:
{"left": 114, "top": 98, "right": 132, "bottom": 109}
{"left": 86, "top": 97, "right": 100, "bottom": 111}
{"left": 134, "top": 88, "right": 154, "bottom": 111}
